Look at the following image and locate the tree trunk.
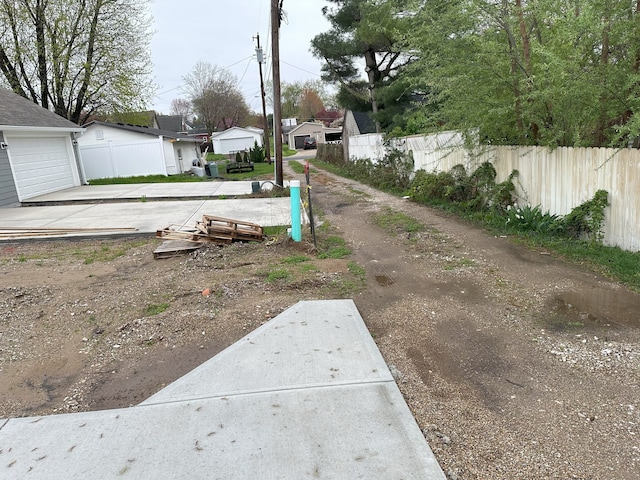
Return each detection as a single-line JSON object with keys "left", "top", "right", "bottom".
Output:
{"left": 363, "top": 48, "right": 381, "bottom": 133}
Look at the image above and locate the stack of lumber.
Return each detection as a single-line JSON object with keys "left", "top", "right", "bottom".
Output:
{"left": 154, "top": 215, "right": 264, "bottom": 258}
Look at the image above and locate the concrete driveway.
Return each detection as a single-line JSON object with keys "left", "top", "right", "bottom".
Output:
{"left": 0, "top": 181, "right": 294, "bottom": 239}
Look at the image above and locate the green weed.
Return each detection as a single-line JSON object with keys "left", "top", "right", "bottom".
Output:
{"left": 144, "top": 303, "right": 169, "bottom": 316}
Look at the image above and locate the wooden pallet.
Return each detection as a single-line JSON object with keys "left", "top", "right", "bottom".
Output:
{"left": 154, "top": 216, "right": 264, "bottom": 258}
{"left": 199, "top": 215, "right": 264, "bottom": 242}
{"left": 155, "top": 227, "right": 233, "bottom": 244}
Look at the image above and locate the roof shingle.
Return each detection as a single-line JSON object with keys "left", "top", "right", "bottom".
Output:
{"left": 0, "top": 88, "right": 81, "bottom": 129}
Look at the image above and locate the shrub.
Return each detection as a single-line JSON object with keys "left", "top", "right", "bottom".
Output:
{"left": 409, "top": 170, "right": 456, "bottom": 204}
{"left": 504, "top": 204, "right": 564, "bottom": 235}
{"left": 248, "top": 141, "right": 266, "bottom": 163}
{"left": 563, "top": 190, "right": 610, "bottom": 243}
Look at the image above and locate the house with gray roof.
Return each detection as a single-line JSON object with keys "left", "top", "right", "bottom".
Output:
{"left": 77, "top": 121, "right": 203, "bottom": 180}
{"left": 0, "top": 88, "right": 84, "bottom": 207}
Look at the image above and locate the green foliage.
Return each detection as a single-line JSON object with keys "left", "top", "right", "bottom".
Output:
{"left": 235, "top": 152, "right": 243, "bottom": 163}
{"left": 315, "top": 148, "right": 414, "bottom": 194}
{"left": 406, "top": 0, "right": 640, "bottom": 147}
{"left": 374, "top": 208, "right": 424, "bottom": 235}
{"left": 504, "top": 205, "right": 564, "bottom": 235}
{"left": 248, "top": 142, "right": 266, "bottom": 163}
{"left": 318, "top": 236, "right": 352, "bottom": 259}
{"left": 562, "top": 190, "right": 610, "bottom": 243}
{"left": 265, "top": 269, "right": 292, "bottom": 283}
{"left": 144, "top": 303, "right": 170, "bottom": 316}
{"left": 0, "top": 1, "right": 154, "bottom": 123}
{"left": 88, "top": 174, "right": 211, "bottom": 184}
{"left": 409, "top": 163, "right": 519, "bottom": 213}
{"left": 311, "top": 0, "right": 419, "bottom": 132}
{"left": 408, "top": 170, "right": 457, "bottom": 205}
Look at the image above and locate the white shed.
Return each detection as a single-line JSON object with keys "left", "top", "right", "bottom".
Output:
{"left": 0, "top": 88, "right": 84, "bottom": 206}
{"left": 77, "top": 122, "right": 203, "bottom": 180}
{"left": 211, "top": 127, "right": 263, "bottom": 155}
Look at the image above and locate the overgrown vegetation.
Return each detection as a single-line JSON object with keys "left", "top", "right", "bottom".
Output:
{"left": 409, "top": 163, "right": 610, "bottom": 243}
{"left": 315, "top": 147, "right": 414, "bottom": 194}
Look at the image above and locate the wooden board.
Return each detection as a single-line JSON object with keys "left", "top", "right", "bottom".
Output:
{"left": 153, "top": 240, "right": 203, "bottom": 259}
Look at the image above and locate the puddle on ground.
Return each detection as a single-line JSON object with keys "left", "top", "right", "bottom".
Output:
{"left": 375, "top": 275, "right": 395, "bottom": 286}
{"left": 544, "top": 287, "right": 640, "bottom": 329}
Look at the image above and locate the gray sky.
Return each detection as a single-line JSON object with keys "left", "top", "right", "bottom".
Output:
{"left": 150, "top": 0, "right": 332, "bottom": 115}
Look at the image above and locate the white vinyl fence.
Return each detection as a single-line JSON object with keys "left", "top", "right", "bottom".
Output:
{"left": 79, "top": 140, "right": 166, "bottom": 180}
{"left": 346, "top": 132, "right": 640, "bottom": 251}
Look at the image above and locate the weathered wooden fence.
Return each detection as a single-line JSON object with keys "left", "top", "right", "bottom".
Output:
{"left": 345, "top": 132, "right": 640, "bottom": 252}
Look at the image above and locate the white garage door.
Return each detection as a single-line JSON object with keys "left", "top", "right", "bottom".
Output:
{"left": 219, "top": 137, "right": 255, "bottom": 154}
{"left": 7, "top": 135, "right": 76, "bottom": 200}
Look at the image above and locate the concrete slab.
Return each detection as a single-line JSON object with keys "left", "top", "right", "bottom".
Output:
{"left": 0, "top": 198, "right": 294, "bottom": 238}
{"left": 22, "top": 181, "right": 280, "bottom": 203}
{"left": 1, "top": 182, "right": 300, "bottom": 239}
{"left": 0, "top": 300, "right": 446, "bottom": 479}
{"left": 143, "top": 299, "right": 393, "bottom": 404}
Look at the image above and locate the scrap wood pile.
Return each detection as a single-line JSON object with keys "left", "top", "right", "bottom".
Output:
{"left": 154, "top": 215, "right": 264, "bottom": 258}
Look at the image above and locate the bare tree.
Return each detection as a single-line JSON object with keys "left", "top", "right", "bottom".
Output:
{"left": 170, "top": 98, "right": 193, "bottom": 121}
{"left": 182, "top": 61, "right": 251, "bottom": 132}
{"left": 0, "top": 0, "right": 154, "bottom": 124}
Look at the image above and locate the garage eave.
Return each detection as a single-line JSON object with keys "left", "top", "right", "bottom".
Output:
{"left": 0, "top": 125, "right": 85, "bottom": 134}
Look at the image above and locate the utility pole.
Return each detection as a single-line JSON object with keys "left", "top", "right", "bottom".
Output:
{"left": 271, "top": 0, "right": 283, "bottom": 186}
{"left": 254, "top": 33, "right": 271, "bottom": 164}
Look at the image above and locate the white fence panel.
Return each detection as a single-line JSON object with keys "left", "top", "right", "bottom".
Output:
{"left": 348, "top": 133, "right": 385, "bottom": 163}
{"left": 345, "top": 131, "right": 640, "bottom": 251}
{"left": 407, "top": 131, "right": 470, "bottom": 172}
{"left": 79, "top": 144, "right": 116, "bottom": 180}
{"left": 80, "top": 140, "right": 165, "bottom": 180}
{"left": 482, "top": 145, "right": 640, "bottom": 252}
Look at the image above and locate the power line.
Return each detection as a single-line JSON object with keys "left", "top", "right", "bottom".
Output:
{"left": 280, "top": 60, "right": 321, "bottom": 77}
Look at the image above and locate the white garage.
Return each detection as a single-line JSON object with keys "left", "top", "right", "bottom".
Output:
{"left": 5, "top": 135, "right": 78, "bottom": 200}
{"left": 211, "top": 127, "right": 263, "bottom": 155}
{"left": 0, "top": 87, "right": 84, "bottom": 207}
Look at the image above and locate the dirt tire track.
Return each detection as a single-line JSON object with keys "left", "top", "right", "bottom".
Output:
{"left": 294, "top": 163, "right": 640, "bottom": 479}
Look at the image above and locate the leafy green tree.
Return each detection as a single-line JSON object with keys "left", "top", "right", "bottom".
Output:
{"left": 311, "top": 0, "right": 416, "bottom": 132}
{"left": 0, "top": 0, "right": 154, "bottom": 124}
{"left": 272, "top": 80, "right": 332, "bottom": 122}
{"left": 406, "top": 0, "right": 640, "bottom": 147}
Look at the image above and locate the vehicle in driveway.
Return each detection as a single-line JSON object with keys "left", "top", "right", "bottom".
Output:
{"left": 303, "top": 137, "right": 317, "bottom": 149}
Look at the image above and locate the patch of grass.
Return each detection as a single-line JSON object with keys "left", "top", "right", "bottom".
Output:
{"left": 144, "top": 303, "right": 170, "bottom": 316}
{"left": 206, "top": 153, "right": 227, "bottom": 161}
{"left": 289, "top": 160, "right": 317, "bottom": 175}
{"left": 282, "top": 254, "right": 310, "bottom": 264}
{"left": 373, "top": 208, "right": 424, "bottom": 235}
{"left": 289, "top": 160, "right": 305, "bottom": 174}
{"left": 89, "top": 173, "right": 211, "bottom": 184}
{"left": 347, "top": 261, "right": 366, "bottom": 281}
{"left": 265, "top": 268, "right": 292, "bottom": 283}
{"left": 318, "top": 236, "right": 351, "bottom": 259}
{"left": 347, "top": 186, "right": 370, "bottom": 198}
{"left": 77, "top": 243, "right": 138, "bottom": 264}
{"left": 220, "top": 162, "right": 274, "bottom": 180}
{"left": 300, "top": 263, "right": 320, "bottom": 272}
{"left": 264, "top": 225, "right": 289, "bottom": 237}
